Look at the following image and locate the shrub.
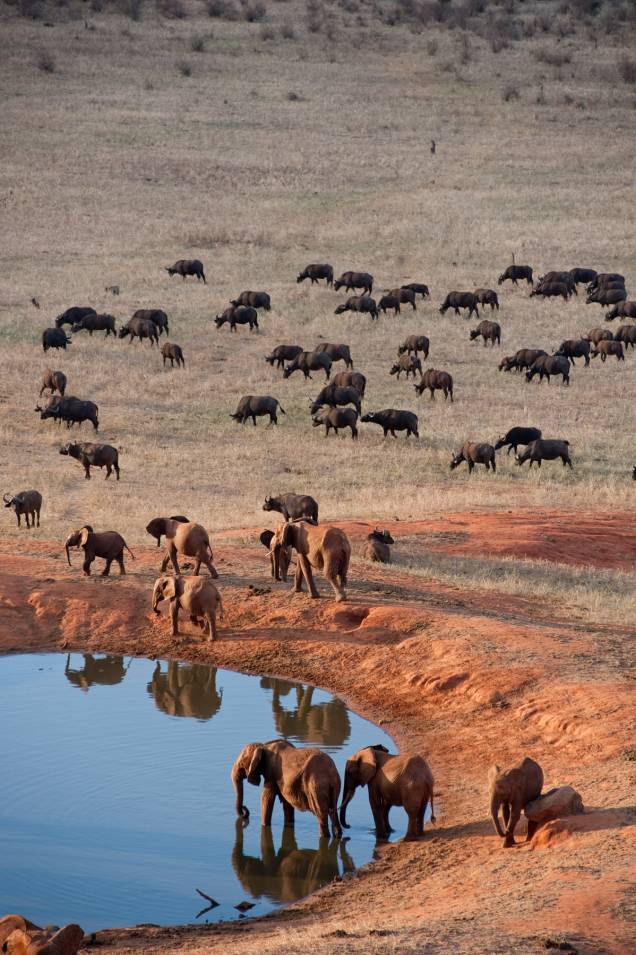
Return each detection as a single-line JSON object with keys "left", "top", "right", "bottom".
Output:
{"left": 280, "top": 19, "right": 295, "bottom": 37}
{"left": 144, "top": 77, "right": 155, "bottom": 90}
{"left": 190, "top": 33, "right": 207, "bottom": 51}
{"left": 157, "top": 0, "right": 186, "bottom": 18}
{"left": 536, "top": 82, "right": 546, "bottom": 105}
{"left": 426, "top": 37, "right": 438, "bottom": 55}
{"left": 118, "top": 0, "right": 143, "bottom": 18}
{"left": 244, "top": 0, "right": 266, "bottom": 21}
{"left": 535, "top": 46, "right": 571, "bottom": 67}
{"left": 489, "top": 33, "right": 508, "bottom": 53}
{"left": 259, "top": 22, "right": 275, "bottom": 38}
{"left": 177, "top": 59, "right": 192, "bottom": 76}
{"left": 37, "top": 49, "right": 56, "bottom": 73}
{"left": 306, "top": 0, "right": 323, "bottom": 32}
{"left": 618, "top": 55, "right": 636, "bottom": 84}
{"left": 502, "top": 82, "right": 519, "bottom": 101}
{"left": 19, "top": 0, "right": 44, "bottom": 18}
{"left": 207, "top": 0, "right": 240, "bottom": 16}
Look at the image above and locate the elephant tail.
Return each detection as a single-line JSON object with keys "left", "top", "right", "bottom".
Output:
{"left": 429, "top": 789, "right": 436, "bottom": 825}
{"left": 124, "top": 543, "right": 135, "bottom": 560}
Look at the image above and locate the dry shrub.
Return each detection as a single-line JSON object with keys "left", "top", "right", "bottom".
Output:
{"left": 117, "top": 0, "right": 143, "bottom": 18}
{"left": 259, "top": 22, "right": 275, "bottom": 38}
{"left": 18, "top": 0, "right": 44, "bottom": 17}
{"left": 306, "top": 0, "right": 323, "bottom": 32}
{"left": 535, "top": 46, "right": 571, "bottom": 67}
{"left": 207, "top": 0, "right": 240, "bottom": 17}
{"left": 618, "top": 55, "right": 636, "bottom": 84}
{"left": 176, "top": 58, "right": 192, "bottom": 75}
{"left": 243, "top": 0, "right": 267, "bottom": 21}
{"left": 426, "top": 37, "right": 438, "bottom": 55}
{"left": 190, "top": 33, "right": 207, "bottom": 51}
{"left": 502, "top": 82, "right": 519, "bottom": 101}
{"left": 489, "top": 33, "right": 508, "bottom": 53}
{"left": 156, "top": 0, "right": 186, "bottom": 17}
{"left": 36, "top": 49, "right": 56, "bottom": 72}
{"left": 280, "top": 20, "right": 295, "bottom": 37}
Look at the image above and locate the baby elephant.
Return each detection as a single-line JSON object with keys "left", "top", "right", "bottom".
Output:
{"left": 152, "top": 575, "right": 223, "bottom": 641}
{"left": 489, "top": 756, "right": 544, "bottom": 847}
{"left": 260, "top": 528, "right": 292, "bottom": 581}
{"left": 362, "top": 529, "right": 394, "bottom": 563}
{"left": 65, "top": 526, "right": 134, "bottom": 576}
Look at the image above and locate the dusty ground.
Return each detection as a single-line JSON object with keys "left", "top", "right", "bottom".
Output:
{"left": 2, "top": 510, "right": 634, "bottom": 955}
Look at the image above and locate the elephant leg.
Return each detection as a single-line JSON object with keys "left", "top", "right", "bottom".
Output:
{"left": 405, "top": 810, "right": 421, "bottom": 841}
{"left": 117, "top": 555, "right": 126, "bottom": 575}
{"left": 204, "top": 555, "right": 219, "bottom": 578}
{"left": 293, "top": 560, "right": 305, "bottom": 593}
{"left": 526, "top": 818, "right": 539, "bottom": 842}
{"left": 160, "top": 552, "right": 170, "bottom": 573}
{"left": 82, "top": 556, "right": 92, "bottom": 576}
{"left": 206, "top": 612, "right": 217, "bottom": 642}
{"left": 102, "top": 559, "right": 112, "bottom": 577}
{"left": 503, "top": 800, "right": 522, "bottom": 847}
{"left": 261, "top": 786, "right": 277, "bottom": 827}
{"left": 300, "top": 555, "right": 320, "bottom": 598}
{"left": 281, "top": 797, "right": 295, "bottom": 828}
{"left": 169, "top": 546, "right": 181, "bottom": 575}
{"left": 325, "top": 560, "right": 346, "bottom": 602}
{"left": 170, "top": 600, "right": 180, "bottom": 636}
{"left": 502, "top": 802, "right": 511, "bottom": 830}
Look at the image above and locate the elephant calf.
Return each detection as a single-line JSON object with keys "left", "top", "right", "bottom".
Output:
{"left": 150, "top": 518, "right": 218, "bottom": 577}
{"left": 489, "top": 756, "right": 544, "bottom": 847}
{"left": 260, "top": 529, "right": 292, "bottom": 582}
{"left": 273, "top": 521, "right": 351, "bottom": 602}
{"left": 65, "top": 525, "right": 134, "bottom": 576}
{"left": 340, "top": 745, "right": 435, "bottom": 841}
{"left": 152, "top": 575, "right": 223, "bottom": 641}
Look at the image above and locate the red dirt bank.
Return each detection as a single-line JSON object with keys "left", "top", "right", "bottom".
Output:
{"left": 1, "top": 510, "right": 634, "bottom": 955}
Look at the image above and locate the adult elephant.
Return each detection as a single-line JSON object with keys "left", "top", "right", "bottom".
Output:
{"left": 267, "top": 681, "right": 351, "bottom": 747}
{"left": 231, "top": 739, "right": 342, "bottom": 838}
{"left": 147, "top": 661, "right": 222, "bottom": 720}
{"left": 339, "top": 745, "right": 435, "bottom": 841}
{"left": 489, "top": 756, "right": 544, "bottom": 847}
{"left": 152, "top": 575, "right": 223, "bottom": 641}
{"left": 65, "top": 525, "right": 134, "bottom": 576}
{"left": 272, "top": 521, "right": 350, "bottom": 602}
{"left": 146, "top": 518, "right": 218, "bottom": 577}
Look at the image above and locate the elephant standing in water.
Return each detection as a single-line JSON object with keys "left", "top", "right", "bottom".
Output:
{"left": 232, "top": 739, "right": 342, "bottom": 838}
{"left": 64, "top": 653, "right": 130, "bottom": 692}
{"left": 147, "top": 661, "right": 222, "bottom": 721}
{"left": 231, "top": 820, "right": 354, "bottom": 904}
{"left": 260, "top": 678, "right": 351, "bottom": 747}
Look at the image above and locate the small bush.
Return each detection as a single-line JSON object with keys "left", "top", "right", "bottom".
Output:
{"left": 306, "top": 0, "right": 323, "bottom": 32}
{"left": 157, "top": 0, "right": 186, "bottom": 18}
{"left": 260, "top": 22, "right": 275, "bottom": 38}
{"left": 280, "top": 20, "right": 295, "bottom": 37}
{"left": 244, "top": 0, "right": 266, "bottom": 21}
{"left": 619, "top": 55, "right": 636, "bottom": 84}
{"left": 90, "top": 0, "right": 105, "bottom": 11}
{"left": 37, "top": 49, "right": 56, "bottom": 73}
{"left": 536, "top": 82, "right": 546, "bottom": 105}
{"left": 535, "top": 46, "right": 571, "bottom": 67}
{"left": 118, "top": 0, "right": 143, "bottom": 18}
{"left": 502, "top": 82, "right": 519, "bottom": 101}
{"left": 207, "top": 0, "right": 239, "bottom": 16}
{"left": 190, "top": 33, "right": 207, "bottom": 51}
{"left": 489, "top": 33, "right": 508, "bottom": 53}
{"left": 177, "top": 59, "right": 192, "bottom": 76}
{"left": 19, "top": 0, "right": 44, "bottom": 18}
{"left": 144, "top": 77, "right": 155, "bottom": 90}
{"left": 426, "top": 37, "right": 438, "bottom": 55}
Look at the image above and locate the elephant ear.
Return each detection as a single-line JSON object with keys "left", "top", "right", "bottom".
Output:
{"left": 281, "top": 522, "right": 296, "bottom": 549}
{"left": 356, "top": 747, "right": 380, "bottom": 786}
{"left": 162, "top": 577, "right": 177, "bottom": 600}
{"left": 247, "top": 745, "right": 265, "bottom": 785}
{"left": 260, "top": 530, "right": 275, "bottom": 550}
{"left": 79, "top": 527, "right": 91, "bottom": 547}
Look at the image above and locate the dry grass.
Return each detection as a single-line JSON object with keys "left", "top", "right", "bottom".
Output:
{"left": 0, "top": 0, "right": 635, "bottom": 551}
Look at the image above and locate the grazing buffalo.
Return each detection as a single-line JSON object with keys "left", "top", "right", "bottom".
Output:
{"left": 389, "top": 287, "right": 417, "bottom": 310}
{"left": 60, "top": 441, "right": 120, "bottom": 480}
{"left": 439, "top": 291, "right": 479, "bottom": 318}
{"left": 498, "top": 265, "right": 533, "bottom": 286}
{"left": 415, "top": 369, "right": 454, "bottom": 401}
{"left": 283, "top": 350, "right": 332, "bottom": 381}
{"left": 71, "top": 313, "right": 117, "bottom": 337}
{"left": 591, "top": 340, "right": 625, "bottom": 362}
{"left": 331, "top": 370, "right": 366, "bottom": 396}
{"left": 474, "top": 288, "right": 499, "bottom": 310}
{"left": 335, "top": 295, "right": 379, "bottom": 321}
{"left": 3, "top": 489, "right": 42, "bottom": 527}
{"left": 297, "top": 263, "right": 334, "bottom": 286}
{"left": 118, "top": 317, "right": 158, "bottom": 345}
{"left": 526, "top": 355, "right": 570, "bottom": 385}
{"left": 312, "top": 407, "right": 358, "bottom": 440}
{"left": 333, "top": 271, "right": 374, "bottom": 294}
{"left": 215, "top": 305, "right": 259, "bottom": 332}
{"left": 40, "top": 368, "right": 67, "bottom": 397}
{"left": 530, "top": 282, "right": 570, "bottom": 301}
{"left": 450, "top": 442, "right": 496, "bottom": 473}
{"left": 587, "top": 272, "right": 625, "bottom": 291}
{"left": 166, "top": 259, "right": 206, "bottom": 282}
{"left": 378, "top": 293, "right": 403, "bottom": 316}
{"left": 398, "top": 335, "right": 429, "bottom": 359}
{"left": 363, "top": 529, "right": 394, "bottom": 563}
{"left": 37, "top": 395, "right": 99, "bottom": 430}
{"left": 605, "top": 300, "right": 636, "bottom": 322}
{"left": 568, "top": 268, "right": 597, "bottom": 285}
{"left": 583, "top": 327, "right": 613, "bottom": 346}
{"left": 231, "top": 395, "right": 285, "bottom": 426}
{"left": 390, "top": 354, "right": 422, "bottom": 379}
{"left": 314, "top": 342, "right": 354, "bottom": 368}
{"left": 360, "top": 409, "right": 419, "bottom": 438}
{"left": 537, "top": 272, "right": 577, "bottom": 295}
{"left": 470, "top": 320, "right": 501, "bottom": 346}
{"left": 231, "top": 290, "right": 271, "bottom": 310}
{"left": 614, "top": 324, "right": 636, "bottom": 349}
{"left": 310, "top": 384, "right": 361, "bottom": 416}
{"left": 401, "top": 282, "right": 429, "bottom": 299}
{"left": 161, "top": 342, "right": 185, "bottom": 368}
{"left": 43, "top": 327, "right": 71, "bottom": 352}
{"left": 263, "top": 493, "right": 319, "bottom": 523}
{"left": 516, "top": 439, "right": 572, "bottom": 469}
{"left": 555, "top": 339, "right": 590, "bottom": 366}
{"left": 266, "top": 344, "right": 303, "bottom": 368}
{"left": 56, "top": 306, "right": 96, "bottom": 328}
{"left": 494, "top": 427, "right": 542, "bottom": 455}
{"left": 586, "top": 288, "right": 626, "bottom": 306}
{"left": 133, "top": 309, "right": 169, "bottom": 335}
{"left": 499, "top": 349, "right": 547, "bottom": 372}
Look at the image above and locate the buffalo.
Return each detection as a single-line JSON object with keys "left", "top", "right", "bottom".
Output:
{"left": 297, "top": 263, "right": 333, "bottom": 286}
{"left": 591, "top": 340, "right": 625, "bottom": 362}
{"left": 390, "top": 354, "right": 422, "bottom": 379}
{"left": 516, "top": 439, "right": 572, "bottom": 469}
{"left": 56, "top": 306, "right": 96, "bottom": 328}
{"left": 587, "top": 272, "right": 625, "bottom": 291}
{"left": 43, "top": 327, "right": 71, "bottom": 352}
{"left": 360, "top": 409, "right": 419, "bottom": 438}
{"left": 310, "top": 384, "right": 361, "bottom": 416}
{"left": 118, "top": 317, "right": 159, "bottom": 345}
{"left": 450, "top": 442, "right": 496, "bottom": 473}
{"left": 555, "top": 339, "right": 590, "bottom": 367}
{"left": 415, "top": 369, "right": 454, "bottom": 401}
{"left": 583, "top": 327, "right": 613, "bottom": 346}
{"left": 283, "top": 350, "right": 332, "bottom": 381}
{"left": 499, "top": 349, "right": 547, "bottom": 372}
{"left": 60, "top": 442, "right": 120, "bottom": 480}
{"left": 439, "top": 291, "right": 479, "bottom": 318}
{"left": 586, "top": 288, "right": 626, "bottom": 307}
{"left": 215, "top": 305, "right": 259, "bottom": 332}
{"left": 363, "top": 529, "right": 394, "bottom": 563}
{"left": 536, "top": 272, "right": 577, "bottom": 295}
{"left": 494, "top": 427, "right": 542, "bottom": 455}
{"left": 71, "top": 313, "right": 117, "bottom": 337}
{"left": 166, "top": 259, "right": 206, "bottom": 282}
{"left": 474, "top": 288, "right": 499, "bottom": 310}
{"left": 530, "top": 282, "right": 570, "bottom": 301}
{"left": 312, "top": 407, "right": 358, "bottom": 439}
{"left": 401, "top": 282, "right": 429, "bottom": 299}
{"left": 470, "top": 320, "right": 501, "bottom": 347}
{"left": 398, "top": 335, "right": 429, "bottom": 359}
{"left": 335, "top": 295, "right": 378, "bottom": 321}
{"left": 498, "top": 265, "right": 533, "bottom": 286}
{"left": 333, "top": 271, "right": 373, "bottom": 294}
{"left": 3, "top": 489, "right": 42, "bottom": 527}
{"left": 231, "top": 395, "right": 285, "bottom": 425}
{"left": 161, "top": 342, "right": 185, "bottom": 368}
{"left": 266, "top": 344, "right": 303, "bottom": 368}
{"left": 378, "top": 293, "right": 403, "bottom": 316}
{"left": 40, "top": 368, "right": 67, "bottom": 397}
{"left": 231, "top": 291, "right": 271, "bottom": 310}
{"left": 331, "top": 370, "right": 366, "bottom": 396}
{"left": 133, "top": 309, "right": 169, "bottom": 335}
{"left": 568, "top": 268, "right": 598, "bottom": 285}
{"left": 37, "top": 395, "right": 99, "bottom": 430}
{"left": 614, "top": 325, "right": 636, "bottom": 349}
{"left": 263, "top": 493, "right": 319, "bottom": 523}
{"left": 314, "top": 342, "right": 354, "bottom": 368}
{"left": 605, "top": 300, "right": 636, "bottom": 322}
{"left": 526, "top": 355, "right": 570, "bottom": 385}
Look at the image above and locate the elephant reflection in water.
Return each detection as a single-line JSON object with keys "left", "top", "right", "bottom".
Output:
{"left": 64, "top": 653, "right": 130, "bottom": 692}
{"left": 147, "top": 661, "right": 222, "bottom": 720}
{"left": 260, "top": 677, "right": 351, "bottom": 747}
{"left": 232, "top": 820, "right": 354, "bottom": 904}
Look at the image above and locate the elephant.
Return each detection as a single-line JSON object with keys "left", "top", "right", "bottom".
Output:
{"left": 272, "top": 521, "right": 350, "bottom": 602}
{"left": 150, "top": 518, "right": 218, "bottom": 577}
{"left": 488, "top": 756, "right": 544, "bottom": 847}
{"left": 152, "top": 575, "right": 223, "bottom": 641}
{"left": 145, "top": 514, "right": 190, "bottom": 547}
{"left": 339, "top": 745, "right": 435, "bottom": 841}
{"left": 64, "top": 653, "right": 129, "bottom": 691}
{"left": 147, "top": 661, "right": 222, "bottom": 719}
{"left": 261, "top": 678, "right": 351, "bottom": 747}
{"left": 231, "top": 738, "right": 342, "bottom": 838}
{"left": 231, "top": 820, "right": 354, "bottom": 904}
{"left": 260, "top": 528, "right": 292, "bottom": 582}
{"left": 64, "top": 525, "right": 134, "bottom": 576}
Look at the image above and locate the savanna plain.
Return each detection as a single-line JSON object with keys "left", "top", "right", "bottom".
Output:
{"left": 1, "top": 0, "right": 635, "bottom": 953}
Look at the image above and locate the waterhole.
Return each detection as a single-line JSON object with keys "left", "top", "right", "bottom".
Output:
{"left": 1, "top": 653, "right": 394, "bottom": 931}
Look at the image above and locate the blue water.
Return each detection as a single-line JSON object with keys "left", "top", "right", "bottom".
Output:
{"left": 0, "top": 654, "right": 394, "bottom": 931}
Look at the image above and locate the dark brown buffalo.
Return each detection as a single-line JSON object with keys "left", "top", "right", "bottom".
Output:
{"left": 470, "top": 320, "right": 501, "bottom": 347}
{"left": 530, "top": 282, "right": 570, "bottom": 301}
{"left": 263, "top": 493, "right": 319, "bottom": 523}
{"left": 3, "top": 489, "right": 42, "bottom": 527}
{"left": 312, "top": 407, "right": 358, "bottom": 439}
{"left": 334, "top": 295, "right": 378, "bottom": 321}
{"left": 516, "top": 439, "right": 572, "bottom": 469}
{"left": 333, "top": 271, "right": 373, "bottom": 294}
{"left": 231, "top": 395, "right": 285, "bottom": 425}
{"left": 360, "top": 409, "right": 418, "bottom": 438}
{"left": 43, "top": 328, "right": 71, "bottom": 352}
{"left": 525, "top": 355, "right": 570, "bottom": 385}
{"left": 118, "top": 317, "right": 158, "bottom": 345}
{"left": 161, "top": 342, "right": 185, "bottom": 368}
{"left": 166, "top": 259, "right": 206, "bottom": 282}
{"left": 415, "top": 369, "right": 453, "bottom": 401}
{"left": 378, "top": 293, "right": 402, "bottom": 316}
{"left": 265, "top": 344, "right": 303, "bottom": 369}
{"left": 310, "top": 384, "right": 361, "bottom": 416}
{"left": 297, "top": 264, "right": 333, "bottom": 286}
{"left": 331, "top": 371, "right": 366, "bottom": 396}
{"left": 591, "top": 340, "right": 625, "bottom": 362}
{"left": 537, "top": 272, "right": 577, "bottom": 295}
{"left": 390, "top": 354, "right": 422, "bottom": 379}
{"left": 215, "top": 305, "right": 259, "bottom": 332}
{"left": 314, "top": 342, "right": 354, "bottom": 368}
{"left": 37, "top": 395, "right": 99, "bottom": 430}
{"left": 231, "top": 290, "right": 271, "bottom": 310}
{"left": 494, "top": 427, "right": 542, "bottom": 455}
{"left": 568, "top": 268, "right": 597, "bottom": 285}
{"left": 398, "top": 335, "right": 429, "bottom": 359}
{"left": 450, "top": 442, "right": 496, "bottom": 473}
{"left": 71, "top": 313, "right": 117, "bottom": 337}
{"left": 613, "top": 324, "right": 636, "bottom": 349}
{"left": 583, "top": 327, "right": 614, "bottom": 346}
{"left": 389, "top": 287, "right": 417, "bottom": 310}
{"left": 401, "top": 282, "right": 429, "bottom": 299}
{"left": 439, "top": 291, "right": 479, "bottom": 318}
{"left": 587, "top": 272, "right": 625, "bottom": 291}
{"left": 586, "top": 288, "right": 626, "bottom": 306}
{"left": 283, "top": 350, "right": 332, "bottom": 380}
{"left": 555, "top": 339, "right": 590, "bottom": 367}
{"left": 605, "top": 300, "right": 636, "bottom": 321}
{"left": 60, "top": 441, "right": 120, "bottom": 480}
{"left": 56, "top": 306, "right": 96, "bottom": 328}
{"left": 498, "top": 265, "right": 533, "bottom": 286}
{"left": 474, "top": 288, "right": 499, "bottom": 310}
{"left": 363, "top": 529, "right": 394, "bottom": 563}
{"left": 133, "top": 308, "right": 169, "bottom": 335}
{"left": 40, "top": 368, "right": 67, "bottom": 397}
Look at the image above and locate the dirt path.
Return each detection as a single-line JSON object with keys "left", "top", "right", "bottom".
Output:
{"left": 2, "top": 510, "right": 634, "bottom": 955}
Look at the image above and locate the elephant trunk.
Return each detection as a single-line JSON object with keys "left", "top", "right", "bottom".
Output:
{"left": 232, "top": 763, "right": 250, "bottom": 820}
{"left": 339, "top": 777, "right": 356, "bottom": 829}
{"left": 151, "top": 582, "right": 162, "bottom": 615}
{"left": 65, "top": 541, "right": 72, "bottom": 566}
{"left": 272, "top": 546, "right": 281, "bottom": 582}
{"left": 490, "top": 793, "right": 505, "bottom": 837}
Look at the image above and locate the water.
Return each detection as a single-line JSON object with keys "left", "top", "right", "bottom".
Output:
{"left": 0, "top": 653, "right": 394, "bottom": 931}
